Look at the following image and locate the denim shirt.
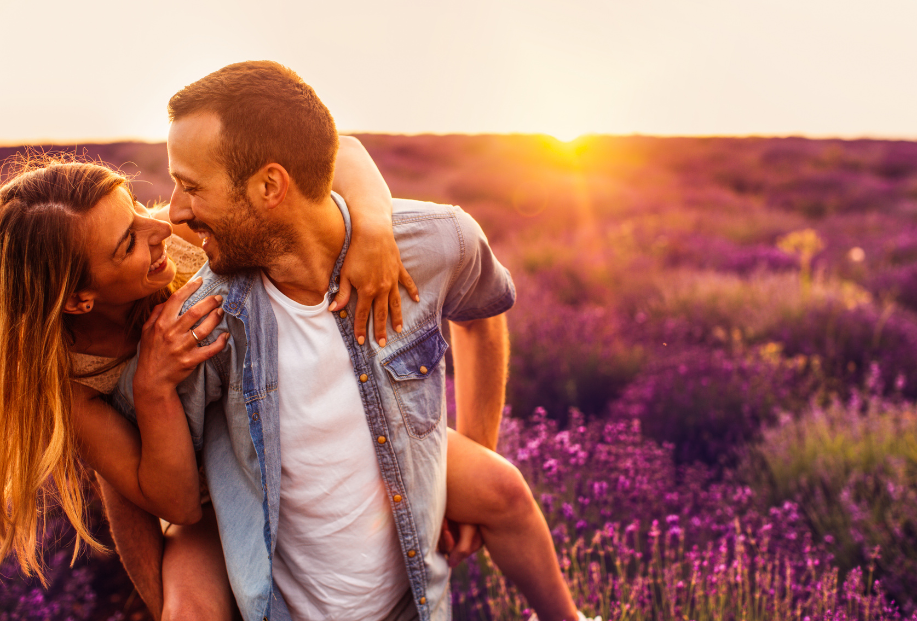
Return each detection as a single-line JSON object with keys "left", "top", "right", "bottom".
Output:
{"left": 112, "top": 194, "right": 515, "bottom": 621}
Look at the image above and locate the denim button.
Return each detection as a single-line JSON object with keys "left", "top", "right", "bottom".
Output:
{"left": 419, "top": 597, "right": 426, "bottom": 605}
{"left": 393, "top": 494, "right": 402, "bottom": 503}
{"left": 339, "top": 310, "right": 347, "bottom": 318}
{"left": 377, "top": 436, "right": 386, "bottom": 444}
{"left": 360, "top": 373, "right": 368, "bottom": 383}
{"left": 419, "top": 366, "right": 428, "bottom": 375}
{"left": 407, "top": 549, "right": 416, "bottom": 558}
{"left": 251, "top": 412, "right": 260, "bottom": 422}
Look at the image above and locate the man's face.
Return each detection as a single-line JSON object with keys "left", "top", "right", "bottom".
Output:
{"left": 167, "top": 112, "right": 291, "bottom": 274}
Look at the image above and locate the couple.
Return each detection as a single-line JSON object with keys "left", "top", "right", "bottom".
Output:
{"left": 0, "top": 61, "right": 582, "bottom": 621}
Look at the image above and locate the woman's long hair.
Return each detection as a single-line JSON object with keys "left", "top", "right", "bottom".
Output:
{"left": 0, "top": 157, "right": 170, "bottom": 583}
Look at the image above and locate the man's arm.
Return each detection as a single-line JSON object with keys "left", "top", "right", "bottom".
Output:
{"left": 96, "top": 474, "right": 164, "bottom": 621}
{"left": 440, "top": 313, "right": 510, "bottom": 565}
{"left": 449, "top": 314, "right": 510, "bottom": 451}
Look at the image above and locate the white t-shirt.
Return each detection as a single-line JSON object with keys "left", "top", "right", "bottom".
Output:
{"left": 262, "top": 273, "right": 409, "bottom": 620}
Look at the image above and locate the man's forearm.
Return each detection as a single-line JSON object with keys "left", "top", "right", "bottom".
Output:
{"left": 97, "top": 474, "right": 165, "bottom": 621}
{"left": 449, "top": 314, "right": 509, "bottom": 451}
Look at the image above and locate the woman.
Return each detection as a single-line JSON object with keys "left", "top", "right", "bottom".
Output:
{"left": 0, "top": 147, "right": 581, "bottom": 621}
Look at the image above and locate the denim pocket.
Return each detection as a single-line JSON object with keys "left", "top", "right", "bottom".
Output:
{"left": 382, "top": 325, "right": 449, "bottom": 438}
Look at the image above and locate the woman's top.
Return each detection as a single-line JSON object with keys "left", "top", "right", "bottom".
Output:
{"left": 71, "top": 235, "right": 207, "bottom": 394}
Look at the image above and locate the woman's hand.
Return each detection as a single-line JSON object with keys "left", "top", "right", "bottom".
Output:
{"left": 133, "top": 277, "right": 229, "bottom": 397}
{"left": 331, "top": 229, "right": 419, "bottom": 347}
{"left": 327, "top": 135, "right": 419, "bottom": 347}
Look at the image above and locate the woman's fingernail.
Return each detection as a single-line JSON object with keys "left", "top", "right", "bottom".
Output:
{"left": 215, "top": 295, "right": 223, "bottom": 303}
{"left": 329, "top": 301, "right": 338, "bottom": 312}
{"left": 414, "top": 294, "right": 420, "bottom": 302}
{"left": 396, "top": 324, "right": 403, "bottom": 333}
{"left": 217, "top": 308, "right": 225, "bottom": 317}
{"left": 379, "top": 338, "right": 386, "bottom": 348}
{"left": 358, "top": 335, "right": 365, "bottom": 345}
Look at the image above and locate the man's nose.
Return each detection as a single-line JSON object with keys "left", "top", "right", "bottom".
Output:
{"left": 169, "top": 186, "right": 192, "bottom": 225}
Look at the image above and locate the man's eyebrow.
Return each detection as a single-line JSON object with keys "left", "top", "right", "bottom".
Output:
{"left": 169, "top": 170, "right": 198, "bottom": 186}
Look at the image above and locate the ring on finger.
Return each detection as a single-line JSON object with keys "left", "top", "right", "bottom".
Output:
{"left": 190, "top": 328, "right": 203, "bottom": 346}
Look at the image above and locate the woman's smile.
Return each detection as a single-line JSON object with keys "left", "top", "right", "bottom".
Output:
{"left": 149, "top": 251, "right": 169, "bottom": 274}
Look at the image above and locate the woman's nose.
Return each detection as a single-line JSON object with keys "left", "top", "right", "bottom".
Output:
{"left": 147, "top": 216, "right": 174, "bottom": 244}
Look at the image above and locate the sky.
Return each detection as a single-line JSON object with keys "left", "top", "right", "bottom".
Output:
{"left": 1, "top": 0, "right": 916, "bottom": 144}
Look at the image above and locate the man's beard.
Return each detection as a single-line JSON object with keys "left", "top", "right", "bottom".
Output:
{"left": 194, "top": 193, "right": 295, "bottom": 275}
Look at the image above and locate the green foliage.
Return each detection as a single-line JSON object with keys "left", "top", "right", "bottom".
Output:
{"left": 743, "top": 394, "right": 917, "bottom": 607}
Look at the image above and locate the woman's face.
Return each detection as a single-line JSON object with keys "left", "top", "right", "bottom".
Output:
{"left": 82, "top": 186, "right": 177, "bottom": 307}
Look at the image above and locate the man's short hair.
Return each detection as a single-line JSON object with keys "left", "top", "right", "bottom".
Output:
{"left": 168, "top": 60, "right": 338, "bottom": 203}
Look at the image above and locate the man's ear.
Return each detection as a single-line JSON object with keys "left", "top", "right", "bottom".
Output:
{"left": 251, "top": 163, "right": 290, "bottom": 210}
{"left": 63, "top": 291, "right": 96, "bottom": 315}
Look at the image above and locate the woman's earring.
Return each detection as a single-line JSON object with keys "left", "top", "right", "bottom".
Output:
{"left": 81, "top": 301, "right": 93, "bottom": 312}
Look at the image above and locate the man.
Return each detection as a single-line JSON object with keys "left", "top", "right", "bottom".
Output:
{"left": 112, "top": 60, "right": 513, "bottom": 621}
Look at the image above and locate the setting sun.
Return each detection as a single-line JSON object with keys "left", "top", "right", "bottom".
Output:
{"left": 549, "top": 128, "right": 583, "bottom": 143}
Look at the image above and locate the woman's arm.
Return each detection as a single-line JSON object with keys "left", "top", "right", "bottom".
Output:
{"left": 73, "top": 382, "right": 201, "bottom": 524}
{"left": 72, "top": 280, "right": 228, "bottom": 524}
{"left": 330, "top": 136, "right": 419, "bottom": 346}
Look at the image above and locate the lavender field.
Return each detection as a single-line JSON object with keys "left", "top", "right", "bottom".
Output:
{"left": 3, "top": 135, "right": 917, "bottom": 619}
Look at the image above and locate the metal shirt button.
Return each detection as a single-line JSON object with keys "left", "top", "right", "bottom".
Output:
{"left": 407, "top": 549, "right": 416, "bottom": 558}
{"left": 359, "top": 373, "right": 368, "bottom": 383}
{"left": 377, "top": 436, "right": 386, "bottom": 444}
{"left": 419, "top": 597, "right": 426, "bottom": 605}
{"left": 419, "top": 366, "right": 428, "bottom": 375}
{"left": 339, "top": 310, "right": 347, "bottom": 318}
{"left": 393, "top": 494, "right": 402, "bottom": 503}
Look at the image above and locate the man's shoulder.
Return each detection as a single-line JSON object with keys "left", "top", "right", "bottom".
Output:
{"left": 179, "top": 264, "right": 258, "bottom": 315}
{"left": 390, "top": 199, "right": 485, "bottom": 255}
{"left": 389, "top": 199, "right": 469, "bottom": 274}
{"left": 391, "top": 198, "right": 459, "bottom": 223}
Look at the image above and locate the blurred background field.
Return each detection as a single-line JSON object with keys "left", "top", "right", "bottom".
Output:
{"left": 3, "top": 134, "right": 917, "bottom": 619}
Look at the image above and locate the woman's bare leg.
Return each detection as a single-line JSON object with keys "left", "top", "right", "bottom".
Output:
{"left": 161, "top": 504, "right": 240, "bottom": 621}
{"left": 97, "top": 474, "right": 165, "bottom": 620}
{"left": 446, "top": 428, "right": 578, "bottom": 621}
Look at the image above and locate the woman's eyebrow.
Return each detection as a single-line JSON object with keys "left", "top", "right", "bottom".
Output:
{"left": 111, "top": 224, "right": 132, "bottom": 259}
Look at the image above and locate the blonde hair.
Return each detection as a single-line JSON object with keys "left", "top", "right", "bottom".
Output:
{"left": 0, "top": 157, "right": 171, "bottom": 583}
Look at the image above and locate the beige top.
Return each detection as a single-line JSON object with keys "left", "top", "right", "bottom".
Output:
{"left": 72, "top": 235, "right": 207, "bottom": 394}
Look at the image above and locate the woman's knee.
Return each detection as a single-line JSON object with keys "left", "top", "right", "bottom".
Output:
{"left": 488, "top": 460, "right": 537, "bottom": 519}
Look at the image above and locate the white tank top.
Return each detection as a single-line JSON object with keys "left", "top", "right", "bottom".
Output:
{"left": 261, "top": 272, "right": 408, "bottom": 620}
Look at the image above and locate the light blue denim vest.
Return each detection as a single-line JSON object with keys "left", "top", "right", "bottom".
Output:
{"left": 113, "top": 194, "right": 515, "bottom": 621}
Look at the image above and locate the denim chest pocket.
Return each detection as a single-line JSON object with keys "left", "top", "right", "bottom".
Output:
{"left": 382, "top": 325, "right": 449, "bottom": 439}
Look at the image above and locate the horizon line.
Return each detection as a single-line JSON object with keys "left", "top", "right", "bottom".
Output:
{"left": 3, "top": 130, "right": 917, "bottom": 148}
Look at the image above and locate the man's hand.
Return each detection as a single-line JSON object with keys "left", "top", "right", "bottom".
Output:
{"left": 437, "top": 518, "right": 484, "bottom": 568}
